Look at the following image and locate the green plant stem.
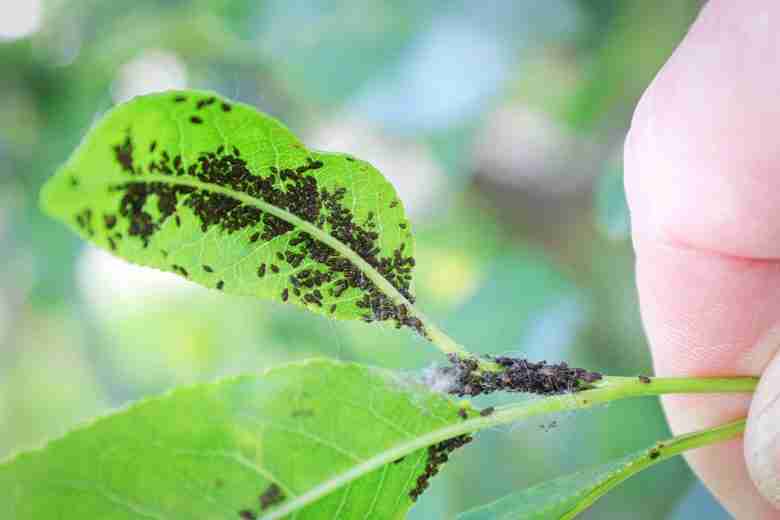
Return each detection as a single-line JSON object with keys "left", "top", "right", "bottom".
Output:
{"left": 457, "top": 375, "right": 757, "bottom": 436}
{"left": 262, "top": 375, "right": 756, "bottom": 519}
{"left": 561, "top": 418, "right": 746, "bottom": 519}
{"left": 130, "top": 173, "right": 474, "bottom": 360}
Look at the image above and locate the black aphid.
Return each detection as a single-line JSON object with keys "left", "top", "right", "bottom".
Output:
{"left": 329, "top": 304, "right": 336, "bottom": 314}
{"left": 259, "top": 483, "right": 285, "bottom": 510}
{"left": 149, "top": 141, "right": 157, "bottom": 152}
{"left": 217, "top": 280, "right": 224, "bottom": 290}
{"left": 270, "top": 264, "right": 280, "bottom": 274}
{"left": 190, "top": 116, "right": 203, "bottom": 124}
{"left": 196, "top": 98, "right": 213, "bottom": 110}
{"left": 104, "top": 214, "right": 117, "bottom": 229}
{"left": 249, "top": 232, "right": 260, "bottom": 243}
{"left": 221, "top": 102, "right": 232, "bottom": 112}
{"left": 175, "top": 215, "right": 181, "bottom": 227}
{"left": 281, "top": 288, "right": 289, "bottom": 302}
{"left": 171, "top": 264, "right": 189, "bottom": 278}
{"left": 174, "top": 95, "right": 186, "bottom": 103}
{"left": 638, "top": 375, "right": 651, "bottom": 384}
{"left": 238, "top": 510, "right": 256, "bottom": 520}
{"left": 479, "top": 406, "right": 495, "bottom": 417}
{"left": 108, "top": 237, "right": 117, "bottom": 251}
{"left": 257, "top": 264, "right": 266, "bottom": 278}
{"left": 203, "top": 265, "right": 214, "bottom": 273}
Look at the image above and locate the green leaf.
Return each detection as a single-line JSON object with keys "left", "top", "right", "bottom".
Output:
{"left": 0, "top": 359, "right": 478, "bottom": 519}
{"left": 456, "top": 452, "right": 639, "bottom": 520}
{"left": 41, "top": 90, "right": 420, "bottom": 331}
{"left": 456, "top": 418, "right": 746, "bottom": 520}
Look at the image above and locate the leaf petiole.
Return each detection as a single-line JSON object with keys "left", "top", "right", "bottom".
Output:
{"left": 560, "top": 418, "right": 746, "bottom": 519}
{"left": 456, "top": 417, "right": 746, "bottom": 519}
{"left": 264, "top": 374, "right": 756, "bottom": 518}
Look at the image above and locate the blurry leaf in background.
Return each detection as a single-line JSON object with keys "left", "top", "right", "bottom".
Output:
{"left": 669, "top": 481, "right": 730, "bottom": 520}
{"left": 0, "top": 310, "right": 106, "bottom": 460}
{"left": 444, "top": 248, "right": 585, "bottom": 357}
{"left": 256, "top": 2, "right": 429, "bottom": 107}
{"left": 473, "top": 104, "right": 599, "bottom": 196}
{"left": 594, "top": 165, "right": 630, "bottom": 241}
{"left": 345, "top": 1, "right": 579, "bottom": 134}
{"left": 561, "top": 1, "right": 699, "bottom": 131}
{"left": 77, "top": 247, "right": 280, "bottom": 395}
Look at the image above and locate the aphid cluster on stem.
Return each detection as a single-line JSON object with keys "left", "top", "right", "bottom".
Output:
{"left": 648, "top": 442, "right": 665, "bottom": 460}
{"left": 438, "top": 354, "right": 603, "bottom": 397}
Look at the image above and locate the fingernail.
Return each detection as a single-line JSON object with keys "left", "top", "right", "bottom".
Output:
{"left": 745, "top": 350, "right": 780, "bottom": 508}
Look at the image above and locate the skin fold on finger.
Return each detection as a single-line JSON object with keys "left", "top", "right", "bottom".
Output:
{"left": 632, "top": 238, "right": 780, "bottom": 517}
{"left": 625, "top": 0, "right": 780, "bottom": 516}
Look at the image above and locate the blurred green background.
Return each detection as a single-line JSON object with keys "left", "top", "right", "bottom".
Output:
{"left": 0, "top": 1, "right": 728, "bottom": 518}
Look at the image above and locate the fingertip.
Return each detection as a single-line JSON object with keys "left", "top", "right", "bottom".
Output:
{"left": 746, "top": 349, "right": 780, "bottom": 510}
{"left": 625, "top": 0, "right": 780, "bottom": 258}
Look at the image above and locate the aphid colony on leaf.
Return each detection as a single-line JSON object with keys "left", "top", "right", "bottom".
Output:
{"left": 409, "top": 434, "right": 473, "bottom": 502}
{"left": 92, "top": 100, "right": 424, "bottom": 332}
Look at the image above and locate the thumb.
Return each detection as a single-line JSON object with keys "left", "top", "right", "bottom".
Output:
{"left": 746, "top": 336, "right": 780, "bottom": 508}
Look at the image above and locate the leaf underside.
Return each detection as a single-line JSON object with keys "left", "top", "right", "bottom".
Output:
{"left": 456, "top": 448, "right": 658, "bottom": 520}
{"left": 41, "top": 90, "right": 421, "bottom": 331}
{"left": 0, "top": 359, "right": 476, "bottom": 519}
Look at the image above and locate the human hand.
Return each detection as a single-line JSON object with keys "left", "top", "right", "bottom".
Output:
{"left": 625, "top": 0, "right": 780, "bottom": 517}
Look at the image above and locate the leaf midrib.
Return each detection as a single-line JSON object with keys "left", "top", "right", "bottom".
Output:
{"left": 92, "top": 171, "right": 471, "bottom": 355}
{"left": 102, "top": 172, "right": 415, "bottom": 315}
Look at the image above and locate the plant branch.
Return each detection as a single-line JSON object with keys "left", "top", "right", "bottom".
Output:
{"left": 261, "top": 374, "right": 756, "bottom": 519}
{"left": 561, "top": 418, "right": 746, "bottom": 519}
{"left": 461, "top": 374, "right": 757, "bottom": 432}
